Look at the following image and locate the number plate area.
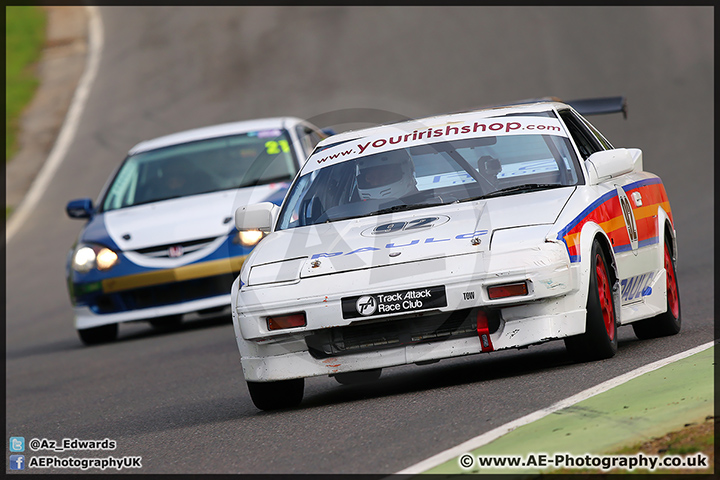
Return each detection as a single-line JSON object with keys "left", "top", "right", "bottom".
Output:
{"left": 341, "top": 285, "right": 447, "bottom": 319}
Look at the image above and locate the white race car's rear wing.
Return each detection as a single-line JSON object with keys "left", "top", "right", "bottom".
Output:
{"left": 565, "top": 96, "right": 628, "bottom": 119}
{"left": 500, "top": 96, "right": 628, "bottom": 119}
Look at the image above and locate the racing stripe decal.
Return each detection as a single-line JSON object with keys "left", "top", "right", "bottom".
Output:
{"left": 102, "top": 255, "right": 247, "bottom": 293}
{"left": 557, "top": 178, "right": 671, "bottom": 262}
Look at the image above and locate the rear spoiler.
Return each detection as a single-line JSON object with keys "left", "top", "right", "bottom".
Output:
{"left": 490, "top": 96, "right": 628, "bottom": 119}
{"left": 565, "top": 96, "right": 627, "bottom": 119}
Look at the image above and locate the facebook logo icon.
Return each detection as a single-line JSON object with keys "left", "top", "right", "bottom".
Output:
{"left": 9, "top": 455, "right": 25, "bottom": 470}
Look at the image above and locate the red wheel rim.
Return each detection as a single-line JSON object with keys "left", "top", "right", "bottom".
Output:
{"left": 595, "top": 253, "right": 615, "bottom": 340}
{"left": 664, "top": 243, "right": 679, "bottom": 318}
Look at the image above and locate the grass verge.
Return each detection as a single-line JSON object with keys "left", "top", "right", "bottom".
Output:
{"left": 6, "top": 5, "right": 47, "bottom": 163}
{"left": 547, "top": 416, "right": 715, "bottom": 475}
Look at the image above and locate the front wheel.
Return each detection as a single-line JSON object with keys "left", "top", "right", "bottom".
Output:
{"left": 247, "top": 378, "right": 304, "bottom": 411}
{"left": 149, "top": 314, "right": 183, "bottom": 331}
{"left": 565, "top": 241, "right": 618, "bottom": 362}
{"left": 632, "top": 238, "right": 681, "bottom": 339}
{"left": 78, "top": 323, "right": 118, "bottom": 345}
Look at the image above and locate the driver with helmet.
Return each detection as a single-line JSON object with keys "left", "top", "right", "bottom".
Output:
{"left": 356, "top": 148, "right": 418, "bottom": 200}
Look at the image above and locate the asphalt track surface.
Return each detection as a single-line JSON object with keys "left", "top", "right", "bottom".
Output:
{"left": 5, "top": 6, "right": 713, "bottom": 474}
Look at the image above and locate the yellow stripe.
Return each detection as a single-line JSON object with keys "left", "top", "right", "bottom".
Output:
{"left": 598, "top": 215, "right": 626, "bottom": 236}
{"left": 564, "top": 215, "right": 625, "bottom": 248}
{"left": 633, "top": 203, "right": 664, "bottom": 220}
{"left": 564, "top": 232, "right": 581, "bottom": 248}
{"left": 102, "top": 255, "right": 247, "bottom": 293}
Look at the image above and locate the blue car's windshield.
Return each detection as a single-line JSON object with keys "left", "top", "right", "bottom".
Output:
{"left": 101, "top": 130, "right": 297, "bottom": 212}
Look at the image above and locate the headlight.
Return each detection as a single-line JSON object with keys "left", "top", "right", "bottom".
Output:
{"left": 73, "top": 246, "right": 96, "bottom": 273}
{"left": 248, "top": 258, "right": 305, "bottom": 286}
{"left": 72, "top": 244, "right": 119, "bottom": 273}
{"left": 96, "top": 248, "right": 119, "bottom": 270}
{"left": 234, "top": 229, "right": 265, "bottom": 247}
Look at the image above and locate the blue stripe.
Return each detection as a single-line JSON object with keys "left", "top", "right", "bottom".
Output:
{"left": 615, "top": 236, "right": 659, "bottom": 251}
{"left": 625, "top": 177, "right": 662, "bottom": 190}
{"left": 612, "top": 243, "right": 633, "bottom": 254}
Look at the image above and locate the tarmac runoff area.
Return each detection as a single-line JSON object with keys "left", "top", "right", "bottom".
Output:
{"left": 9, "top": 6, "right": 716, "bottom": 476}
{"left": 400, "top": 342, "right": 715, "bottom": 475}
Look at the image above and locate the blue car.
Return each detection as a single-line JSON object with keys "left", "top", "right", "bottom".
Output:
{"left": 66, "top": 117, "right": 328, "bottom": 345}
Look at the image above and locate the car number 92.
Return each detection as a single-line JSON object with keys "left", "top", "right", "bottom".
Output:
{"left": 361, "top": 215, "right": 451, "bottom": 237}
{"left": 341, "top": 285, "right": 447, "bottom": 319}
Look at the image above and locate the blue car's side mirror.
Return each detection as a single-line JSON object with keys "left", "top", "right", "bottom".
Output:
{"left": 66, "top": 198, "right": 94, "bottom": 219}
{"left": 321, "top": 128, "right": 336, "bottom": 137}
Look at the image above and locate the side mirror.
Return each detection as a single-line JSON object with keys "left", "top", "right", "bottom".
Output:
{"left": 584, "top": 148, "right": 636, "bottom": 185}
{"left": 235, "top": 202, "right": 279, "bottom": 232}
{"left": 321, "top": 128, "right": 336, "bottom": 137}
{"left": 66, "top": 198, "right": 94, "bottom": 219}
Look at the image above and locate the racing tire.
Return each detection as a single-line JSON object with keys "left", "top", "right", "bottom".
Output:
{"left": 334, "top": 368, "right": 382, "bottom": 385}
{"left": 78, "top": 323, "right": 118, "bottom": 345}
{"left": 247, "top": 379, "right": 304, "bottom": 411}
{"left": 565, "top": 241, "right": 618, "bottom": 362}
{"left": 632, "top": 238, "right": 681, "bottom": 339}
{"left": 149, "top": 314, "right": 183, "bottom": 331}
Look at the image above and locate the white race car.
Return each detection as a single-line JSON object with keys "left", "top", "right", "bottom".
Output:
{"left": 66, "top": 117, "right": 329, "bottom": 345}
{"left": 231, "top": 100, "right": 680, "bottom": 410}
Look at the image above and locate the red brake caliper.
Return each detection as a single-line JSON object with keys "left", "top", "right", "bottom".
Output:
{"left": 665, "top": 244, "right": 679, "bottom": 318}
{"left": 595, "top": 254, "right": 615, "bottom": 340}
{"left": 477, "top": 310, "right": 495, "bottom": 352}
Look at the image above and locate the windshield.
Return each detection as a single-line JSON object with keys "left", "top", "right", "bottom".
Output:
{"left": 101, "top": 129, "right": 297, "bottom": 211}
{"left": 277, "top": 123, "right": 582, "bottom": 230}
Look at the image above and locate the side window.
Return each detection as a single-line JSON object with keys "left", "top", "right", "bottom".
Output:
{"left": 296, "top": 125, "right": 326, "bottom": 156}
{"left": 581, "top": 116, "right": 614, "bottom": 150}
{"left": 559, "top": 110, "right": 603, "bottom": 160}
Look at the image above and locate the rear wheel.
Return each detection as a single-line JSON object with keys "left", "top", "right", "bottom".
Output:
{"left": 334, "top": 368, "right": 382, "bottom": 385}
{"left": 565, "top": 241, "right": 618, "bottom": 362}
{"left": 78, "top": 323, "right": 118, "bottom": 345}
{"left": 632, "top": 238, "right": 681, "bottom": 339}
{"left": 247, "top": 379, "right": 304, "bottom": 411}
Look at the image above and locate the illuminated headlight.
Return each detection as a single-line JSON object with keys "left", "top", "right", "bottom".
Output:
{"left": 234, "top": 229, "right": 265, "bottom": 247}
{"left": 72, "top": 244, "right": 119, "bottom": 273}
{"left": 96, "top": 248, "right": 119, "bottom": 270}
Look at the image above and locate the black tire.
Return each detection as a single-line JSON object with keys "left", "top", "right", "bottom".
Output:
{"left": 149, "top": 314, "right": 183, "bottom": 331}
{"left": 632, "top": 237, "right": 681, "bottom": 339}
{"left": 334, "top": 368, "right": 382, "bottom": 385}
{"left": 78, "top": 323, "right": 118, "bottom": 345}
{"left": 565, "top": 241, "right": 618, "bottom": 362}
{"left": 247, "top": 378, "right": 304, "bottom": 411}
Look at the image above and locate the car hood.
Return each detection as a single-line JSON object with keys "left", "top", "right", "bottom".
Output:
{"left": 248, "top": 187, "right": 575, "bottom": 279}
{"left": 102, "top": 185, "right": 287, "bottom": 251}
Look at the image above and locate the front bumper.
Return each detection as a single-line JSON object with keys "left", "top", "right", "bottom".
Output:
{"left": 74, "top": 295, "right": 231, "bottom": 330}
{"left": 234, "top": 243, "right": 585, "bottom": 381}
{"left": 71, "top": 254, "right": 247, "bottom": 330}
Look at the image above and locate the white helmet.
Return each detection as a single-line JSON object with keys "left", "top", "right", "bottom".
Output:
{"left": 356, "top": 149, "right": 417, "bottom": 200}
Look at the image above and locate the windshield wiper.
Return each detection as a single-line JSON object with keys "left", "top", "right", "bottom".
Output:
{"left": 369, "top": 203, "right": 428, "bottom": 217}
{"left": 467, "top": 183, "right": 568, "bottom": 201}
{"left": 236, "top": 175, "right": 292, "bottom": 189}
